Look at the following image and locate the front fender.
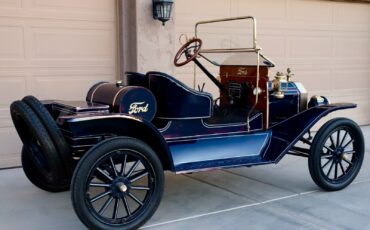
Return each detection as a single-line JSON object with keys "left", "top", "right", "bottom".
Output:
{"left": 264, "top": 103, "right": 356, "bottom": 162}
{"left": 59, "top": 114, "right": 174, "bottom": 170}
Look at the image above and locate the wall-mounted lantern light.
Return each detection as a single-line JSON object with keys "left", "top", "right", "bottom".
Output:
{"left": 152, "top": 0, "right": 173, "bottom": 26}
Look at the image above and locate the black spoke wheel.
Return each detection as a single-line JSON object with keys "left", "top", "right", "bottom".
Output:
{"left": 308, "top": 118, "right": 364, "bottom": 191}
{"left": 71, "top": 137, "right": 164, "bottom": 230}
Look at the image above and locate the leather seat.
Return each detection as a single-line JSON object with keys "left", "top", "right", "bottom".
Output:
{"left": 147, "top": 71, "right": 213, "bottom": 119}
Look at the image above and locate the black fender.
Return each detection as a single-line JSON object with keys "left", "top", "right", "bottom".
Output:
{"left": 263, "top": 103, "right": 357, "bottom": 162}
{"left": 58, "top": 114, "right": 174, "bottom": 171}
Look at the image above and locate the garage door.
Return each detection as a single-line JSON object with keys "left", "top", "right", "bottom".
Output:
{"left": 0, "top": 0, "right": 117, "bottom": 168}
{"left": 175, "top": 0, "right": 370, "bottom": 126}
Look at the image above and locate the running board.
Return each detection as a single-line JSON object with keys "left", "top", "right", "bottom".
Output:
{"left": 169, "top": 131, "right": 271, "bottom": 173}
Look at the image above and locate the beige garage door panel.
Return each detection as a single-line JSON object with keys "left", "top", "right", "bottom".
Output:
{"left": 0, "top": 0, "right": 117, "bottom": 168}
{"left": 29, "top": 73, "right": 115, "bottom": 100}
{"left": 0, "top": 26, "right": 23, "bottom": 59}
{"left": 0, "top": 0, "right": 114, "bottom": 21}
{"left": 32, "top": 29, "right": 113, "bottom": 58}
{"left": 175, "top": 0, "right": 370, "bottom": 126}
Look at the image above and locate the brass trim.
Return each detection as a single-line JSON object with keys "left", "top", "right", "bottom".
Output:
{"left": 90, "top": 83, "right": 109, "bottom": 103}
{"left": 271, "top": 72, "right": 286, "bottom": 99}
{"left": 200, "top": 48, "right": 260, "bottom": 54}
{"left": 246, "top": 48, "right": 261, "bottom": 131}
{"left": 195, "top": 16, "right": 258, "bottom": 49}
{"left": 193, "top": 16, "right": 260, "bottom": 89}
{"left": 112, "top": 87, "right": 128, "bottom": 109}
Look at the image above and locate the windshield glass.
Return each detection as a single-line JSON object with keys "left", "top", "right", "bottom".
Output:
{"left": 199, "top": 52, "right": 274, "bottom": 67}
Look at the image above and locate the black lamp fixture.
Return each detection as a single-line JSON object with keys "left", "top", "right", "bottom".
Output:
{"left": 152, "top": 0, "right": 174, "bottom": 26}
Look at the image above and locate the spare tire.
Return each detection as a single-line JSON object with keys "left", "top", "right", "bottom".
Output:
{"left": 10, "top": 101, "right": 65, "bottom": 187}
{"left": 22, "top": 95, "right": 73, "bottom": 177}
{"left": 22, "top": 146, "right": 70, "bottom": 192}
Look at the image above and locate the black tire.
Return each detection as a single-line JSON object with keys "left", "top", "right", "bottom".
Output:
{"left": 308, "top": 118, "right": 364, "bottom": 191}
{"left": 71, "top": 137, "right": 164, "bottom": 230}
{"left": 10, "top": 101, "right": 65, "bottom": 186}
{"left": 22, "top": 146, "right": 70, "bottom": 192}
{"left": 22, "top": 95, "right": 73, "bottom": 178}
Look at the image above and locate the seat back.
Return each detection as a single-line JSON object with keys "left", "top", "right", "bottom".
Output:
{"left": 125, "top": 72, "right": 148, "bottom": 88}
{"left": 148, "top": 71, "right": 212, "bottom": 119}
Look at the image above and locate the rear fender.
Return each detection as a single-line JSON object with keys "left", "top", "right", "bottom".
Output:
{"left": 59, "top": 114, "right": 174, "bottom": 171}
{"left": 264, "top": 103, "right": 356, "bottom": 162}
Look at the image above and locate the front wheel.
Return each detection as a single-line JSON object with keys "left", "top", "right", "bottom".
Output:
{"left": 71, "top": 137, "right": 164, "bottom": 230}
{"left": 308, "top": 118, "right": 364, "bottom": 191}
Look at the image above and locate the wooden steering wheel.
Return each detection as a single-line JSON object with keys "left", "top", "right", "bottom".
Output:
{"left": 174, "top": 38, "right": 202, "bottom": 67}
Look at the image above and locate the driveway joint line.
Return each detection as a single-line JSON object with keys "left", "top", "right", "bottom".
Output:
{"left": 142, "top": 178, "right": 370, "bottom": 229}
{"left": 0, "top": 166, "right": 22, "bottom": 171}
{"left": 142, "top": 192, "right": 317, "bottom": 229}
{"left": 183, "top": 174, "right": 260, "bottom": 202}
{"left": 221, "top": 168, "right": 297, "bottom": 193}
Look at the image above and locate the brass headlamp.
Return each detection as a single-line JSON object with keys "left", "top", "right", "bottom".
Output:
{"left": 272, "top": 71, "right": 286, "bottom": 99}
{"left": 272, "top": 68, "right": 294, "bottom": 99}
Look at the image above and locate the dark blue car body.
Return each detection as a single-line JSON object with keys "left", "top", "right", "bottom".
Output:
{"left": 51, "top": 70, "right": 355, "bottom": 174}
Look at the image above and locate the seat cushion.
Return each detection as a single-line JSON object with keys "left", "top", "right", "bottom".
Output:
{"left": 148, "top": 71, "right": 212, "bottom": 119}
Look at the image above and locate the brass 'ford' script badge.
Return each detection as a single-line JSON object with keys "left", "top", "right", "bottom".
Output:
{"left": 129, "top": 101, "right": 149, "bottom": 114}
{"left": 237, "top": 67, "right": 248, "bottom": 76}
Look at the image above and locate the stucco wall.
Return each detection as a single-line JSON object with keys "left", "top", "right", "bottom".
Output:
{"left": 120, "top": 0, "right": 175, "bottom": 76}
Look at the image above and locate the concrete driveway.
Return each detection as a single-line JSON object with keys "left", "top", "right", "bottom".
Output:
{"left": 1, "top": 126, "right": 369, "bottom": 230}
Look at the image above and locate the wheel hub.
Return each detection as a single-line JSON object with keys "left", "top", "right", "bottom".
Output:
{"left": 332, "top": 147, "right": 345, "bottom": 163}
{"left": 111, "top": 178, "right": 130, "bottom": 197}
{"left": 118, "top": 182, "right": 127, "bottom": 192}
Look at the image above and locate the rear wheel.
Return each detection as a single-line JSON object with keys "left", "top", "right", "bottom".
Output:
{"left": 10, "top": 101, "right": 67, "bottom": 191}
{"left": 22, "top": 146, "right": 70, "bottom": 192}
{"left": 308, "top": 118, "right": 364, "bottom": 191}
{"left": 71, "top": 137, "right": 164, "bottom": 230}
{"left": 22, "top": 95, "right": 72, "bottom": 178}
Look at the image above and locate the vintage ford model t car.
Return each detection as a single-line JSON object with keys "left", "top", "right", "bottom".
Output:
{"left": 10, "top": 17, "right": 364, "bottom": 230}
